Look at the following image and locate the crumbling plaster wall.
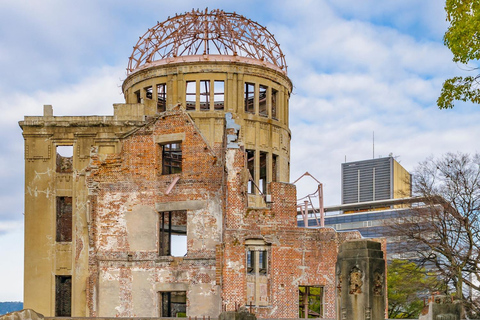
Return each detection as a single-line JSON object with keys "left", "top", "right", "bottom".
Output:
{"left": 20, "top": 111, "right": 144, "bottom": 316}
{"left": 85, "top": 109, "right": 224, "bottom": 317}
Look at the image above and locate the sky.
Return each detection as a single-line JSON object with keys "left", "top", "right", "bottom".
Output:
{"left": 1, "top": 0, "right": 479, "bottom": 302}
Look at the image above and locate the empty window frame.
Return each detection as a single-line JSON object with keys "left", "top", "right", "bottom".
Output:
{"left": 246, "top": 249, "right": 267, "bottom": 275}
{"left": 157, "top": 83, "right": 167, "bottom": 112}
{"left": 272, "top": 154, "right": 278, "bottom": 183}
{"left": 160, "top": 291, "right": 187, "bottom": 317}
{"left": 159, "top": 211, "right": 187, "bottom": 257}
{"left": 145, "top": 86, "right": 153, "bottom": 100}
{"left": 199, "top": 80, "right": 210, "bottom": 111}
{"left": 299, "top": 286, "right": 323, "bottom": 318}
{"left": 162, "top": 143, "right": 182, "bottom": 175}
{"left": 244, "top": 83, "right": 255, "bottom": 113}
{"left": 56, "top": 145, "right": 73, "bottom": 173}
{"left": 134, "top": 90, "right": 141, "bottom": 103}
{"left": 259, "top": 152, "right": 267, "bottom": 194}
{"left": 259, "top": 85, "right": 268, "bottom": 117}
{"left": 247, "top": 250, "right": 255, "bottom": 274}
{"left": 186, "top": 81, "right": 196, "bottom": 110}
{"left": 56, "top": 197, "right": 72, "bottom": 242}
{"left": 271, "top": 88, "right": 278, "bottom": 119}
{"left": 213, "top": 80, "right": 225, "bottom": 110}
{"left": 246, "top": 149, "right": 255, "bottom": 194}
{"left": 55, "top": 276, "right": 72, "bottom": 317}
{"left": 258, "top": 250, "right": 267, "bottom": 274}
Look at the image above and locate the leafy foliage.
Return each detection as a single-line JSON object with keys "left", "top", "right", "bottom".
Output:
{"left": 388, "top": 260, "right": 440, "bottom": 319}
{"left": 438, "top": 0, "right": 480, "bottom": 108}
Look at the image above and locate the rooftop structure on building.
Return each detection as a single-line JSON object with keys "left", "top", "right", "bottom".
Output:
{"left": 342, "top": 156, "right": 411, "bottom": 210}
{"left": 20, "top": 9, "right": 368, "bottom": 319}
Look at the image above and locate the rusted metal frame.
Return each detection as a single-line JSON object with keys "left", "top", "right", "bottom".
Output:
{"left": 127, "top": 9, "right": 287, "bottom": 73}
{"left": 294, "top": 172, "right": 325, "bottom": 227}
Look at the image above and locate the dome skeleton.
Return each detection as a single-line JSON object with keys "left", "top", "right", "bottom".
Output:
{"left": 127, "top": 9, "right": 287, "bottom": 74}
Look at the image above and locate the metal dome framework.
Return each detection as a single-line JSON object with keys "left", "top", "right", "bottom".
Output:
{"left": 127, "top": 9, "right": 287, "bottom": 74}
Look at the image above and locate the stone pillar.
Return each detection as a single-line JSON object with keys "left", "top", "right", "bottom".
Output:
{"left": 336, "top": 240, "right": 385, "bottom": 320}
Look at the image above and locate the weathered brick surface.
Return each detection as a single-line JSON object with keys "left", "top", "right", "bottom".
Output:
{"left": 85, "top": 108, "right": 224, "bottom": 316}
{"left": 221, "top": 149, "right": 362, "bottom": 318}
{"left": 81, "top": 107, "right": 370, "bottom": 318}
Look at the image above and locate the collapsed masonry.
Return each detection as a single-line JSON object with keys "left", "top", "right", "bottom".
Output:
{"left": 20, "top": 9, "right": 376, "bottom": 318}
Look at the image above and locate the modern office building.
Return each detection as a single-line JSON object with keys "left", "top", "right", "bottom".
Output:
{"left": 342, "top": 156, "right": 411, "bottom": 210}
{"left": 299, "top": 157, "right": 420, "bottom": 261}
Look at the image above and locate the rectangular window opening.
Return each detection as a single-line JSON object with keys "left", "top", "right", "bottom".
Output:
{"left": 56, "top": 197, "right": 72, "bottom": 242}
{"left": 199, "top": 80, "right": 210, "bottom": 111}
{"left": 159, "top": 211, "right": 187, "bottom": 257}
{"left": 55, "top": 276, "right": 72, "bottom": 317}
{"left": 134, "top": 90, "right": 141, "bottom": 103}
{"left": 259, "top": 85, "right": 267, "bottom": 117}
{"left": 299, "top": 286, "right": 323, "bottom": 318}
{"left": 162, "top": 143, "right": 182, "bottom": 175}
{"left": 157, "top": 83, "right": 167, "bottom": 112}
{"left": 246, "top": 149, "right": 255, "bottom": 194}
{"left": 145, "top": 86, "right": 153, "bottom": 100}
{"left": 247, "top": 250, "right": 255, "bottom": 274}
{"left": 186, "top": 81, "right": 196, "bottom": 110}
{"left": 272, "top": 154, "right": 278, "bottom": 183}
{"left": 259, "top": 250, "right": 267, "bottom": 275}
{"left": 56, "top": 145, "right": 73, "bottom": 173}
{"left": 259, "top": 152, "right": 267, "bottom": 195}
{"left": 244, "top": 83, "right": 255, "bottom": 113}
{"left": 271, "top": 88, "right": 278, "bottom": 119}
{"left": 214, "top": 80, "right": 225, "bottom": 110}
{"left": 160, "top": 291, "right": 187, "bottom": 317}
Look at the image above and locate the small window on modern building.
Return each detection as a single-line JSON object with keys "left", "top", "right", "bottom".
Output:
{"left": 55, "top": 276, "right": 72, "bottom": 317}
{"left": 244, "top": 83, "right": 255, "bottom": 113}
{"left": 299, "top": 286, "right": 323, "bottom": 318}
{"left": 56, "top": 197, "right": 72, "bottom": 242}
{"left": 246, "top": 149, "right": 255, "bottom": 194}
{"left": 56, "top": 145, "right": 73, "bottom": 173}
{"left": 160, "top": 291, "right": 187, "bottom": 317}
{"left": 214, "top": 80, "right": 225, "bottom": 110}
{"left": 134, "top": 90, "right": 141, "bottom": 103}
{"left": 186, "top": 81, "right": 196, "bottom": 110}
{"left": 271, "top": 88, "right": 278, "bottom": 119}
{"left": 157, "top": 83, "right": 167, "bottom": 112}
{"left": 159, "top": 211, "right": 187, "bottom": 257}
{"left": 199, "top": 80, "right": 210, "bottom": 111}
{"left": 162, "top": 143, "right": 182, "bottom": 175}
{"left": 259, "top": 152, "right": 267, "bottom": 194}
{"left": 259, "top": 85, "right": 267, "bottom": 117}
{"left": 145, "top": 86, "right": 153, "bottom": 99}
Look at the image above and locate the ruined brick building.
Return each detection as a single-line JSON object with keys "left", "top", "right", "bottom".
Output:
{"left": 20, "top": 9, "right": 361, "bottom": 318}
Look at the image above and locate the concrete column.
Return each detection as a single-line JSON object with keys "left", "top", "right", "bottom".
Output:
{"left": 336, "top": 240, "right": 385, "bottom": 320}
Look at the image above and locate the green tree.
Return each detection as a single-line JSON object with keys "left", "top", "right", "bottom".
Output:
{"left": 438, "top": 0, "right": 480, "bottom": 109}
{"left": 389, "top": 153, "right": 480, "bottom": 316}
{"left": 388, "top": 259, "right": 440, "bottom": 319}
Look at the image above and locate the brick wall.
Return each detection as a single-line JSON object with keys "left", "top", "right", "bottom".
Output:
{"left": 85, "top": 108, "right": 224, "bottom": 317}
{"left": 222, "top": 148, "right": 362, "bottom": 318}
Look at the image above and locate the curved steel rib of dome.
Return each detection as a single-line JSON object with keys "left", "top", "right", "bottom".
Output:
{"left": 127, "top": 9, "right": 287, "bottom": 74}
